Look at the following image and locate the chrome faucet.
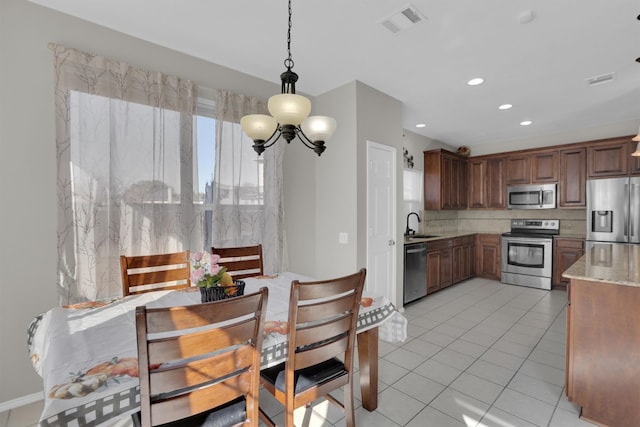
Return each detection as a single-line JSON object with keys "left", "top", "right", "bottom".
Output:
{"left": 405, "top": 212, "right": 421, "bottom": 236}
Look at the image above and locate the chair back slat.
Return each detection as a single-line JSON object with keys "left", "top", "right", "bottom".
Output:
{"left": 296, "top": 294, "right": 354, "bottom": 324}
{"left": 136, "top": 287, "right": 268, "bottom": 427}
{"left": 121, "top": 251, "right": 190, "bottom": 296}
{"left": 293, "top": 334, "right": 349, "bottom": 370}
{"left": 148, "top": 320, "right": 257, "bottom": 365}
{"left": 212, "top": 245, "right": 264, "bottom": 279}
{"left": 294, "top": 315, "right": 352, "bottom": 348}
{"left": 126, "top": 268, "right": 190, "bottom": 287}
{"left": 297, "top": 277, "right": 360, "bottom": 300}
{"left": 150, "top": 371, "right": 251, "bottom": 425}
{"left": 145, "top": 293, "right": 263, "bottom": 333}
{"left": 149, "top": 344, "right": 254, "bottom": 395}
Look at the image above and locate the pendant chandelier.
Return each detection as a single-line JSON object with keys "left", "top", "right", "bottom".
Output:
{"left": 240, "top": 0, "right": 336, "bottom": 156}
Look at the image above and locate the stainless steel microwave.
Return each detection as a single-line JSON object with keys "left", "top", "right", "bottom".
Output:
{"left": 507, "top": 183, "right": 557, "bottom": 209}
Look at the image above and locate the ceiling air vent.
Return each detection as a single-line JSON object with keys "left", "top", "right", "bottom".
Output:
{"left": 586, "top": 72, "right": 615, "bottom": 86}
{"left": 380, "top": 4, "right": 426, "bottom": 34}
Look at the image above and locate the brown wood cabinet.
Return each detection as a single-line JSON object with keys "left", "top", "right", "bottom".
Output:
{"left": 467, "top": 158, "right": 486, "bottom": 208}
{"left": 452, "top": 236, "right": 475, "bottom": 283}
{"left": 559, "top": 147, "right": 586, "bottom": 208}
{"left": 531, "top": 150, "right": 558, "bottom": 182}
{"left": 425, "top": 235, "right": 476, "bottom": 294}
{"left": 475, "top": 234, "right": 501, "bottom": 280}
{"left": 629, "top": 141, "right": 640, "bottom": 175}
{"left": 587, "top": 136, "right": 630, "bottom": 178}
{"left": 506, "top": 155, "right": 530, "bottom": 185}
{"left": 467, "top": 157, "right": 505, "bottom": 209}
{"left": 506, "top": 150, "right": 558, "bottom": 185}
{"left": 426, "top": 239, "right": 452, "bottom": 293}
{"left": 566, "top": 278, "right": 640, "bottom": 427}
{"left": 424, "top": 149, "right": 467, "bottom": 210}
{"left": 420, "top": 135, "right": 634, "bottom": 213}
{"left": 552, "top": 237, "right": 584, "bottom": 289}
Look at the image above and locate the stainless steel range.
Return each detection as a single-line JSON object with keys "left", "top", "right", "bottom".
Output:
{"left": 501, "top": 219, "right": 559, "bottom": 290}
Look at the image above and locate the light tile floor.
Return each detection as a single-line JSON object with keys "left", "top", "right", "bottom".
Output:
{"left": 1, "top": 278, "right": 598, "bottom": 427}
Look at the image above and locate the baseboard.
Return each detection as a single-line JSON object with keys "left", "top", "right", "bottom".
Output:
{"left": 0, "top": 392, "right": 43, "bottom": 413}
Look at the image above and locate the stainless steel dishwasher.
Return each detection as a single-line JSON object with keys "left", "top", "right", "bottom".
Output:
{"left": 404, "top": 242, "right": 427, "bottom": 305}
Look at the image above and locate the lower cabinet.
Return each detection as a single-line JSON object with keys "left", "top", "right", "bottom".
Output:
{"left": 426, "top": 235, "right": 475, "bottom": 294}
{"left": 452, "top": 236, "right": 475, "bottom": 283}
{"left": 426, "top": 239, "right": 452, "bottom": 294}
{"left": 552, "top": 237, "right": 585, "bottom": 290}
{"left": 566, "top": 278, "right": 640, "bottom": 427}
{"left": 475, "top": 234, "right": 501, "bottom": 280}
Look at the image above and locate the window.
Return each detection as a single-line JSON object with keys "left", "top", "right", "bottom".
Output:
{"left": 195, "top": 100, "right": 264, "bottom": 206}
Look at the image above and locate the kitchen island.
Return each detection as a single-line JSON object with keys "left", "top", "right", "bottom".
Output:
{"left": 562, "top": 242, "right": 640, "bottom": 427}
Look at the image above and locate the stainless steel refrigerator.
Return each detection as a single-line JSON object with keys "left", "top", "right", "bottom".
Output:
{"left": 587, "top": 177, "right": 640, "bottom": 244}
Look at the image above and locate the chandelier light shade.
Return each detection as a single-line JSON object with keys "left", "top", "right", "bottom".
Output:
{"left": 240, "top": 0, "right": 336, "bottom": 156}
{"left": 268, "top": 94, "right": 311, "bottom": 125}
{"left": 240, "top": 115, "right": 278, "bottom": 141}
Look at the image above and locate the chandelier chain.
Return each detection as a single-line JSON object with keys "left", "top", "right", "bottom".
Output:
{"left": 285, "top": 0, "right": 293, "bottom": 70}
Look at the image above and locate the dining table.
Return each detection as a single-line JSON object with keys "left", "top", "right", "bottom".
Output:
{"left": 28, "top": 272, "right": 408, "bottom": 427}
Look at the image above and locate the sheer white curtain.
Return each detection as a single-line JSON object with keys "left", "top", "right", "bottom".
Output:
{"left": 53, "top": 45, "right": 200, "bottom": 303}
{"left": 206, "top": 90, "right": 288, "bottom": 275}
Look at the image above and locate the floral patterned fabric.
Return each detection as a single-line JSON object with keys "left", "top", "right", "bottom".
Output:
{"left": 28, "top": 273, "right": 406, "bottom": 426}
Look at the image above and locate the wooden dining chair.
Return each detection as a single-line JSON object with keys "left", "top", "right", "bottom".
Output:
{"left": 120, "top": 251, "right": 191, "bottom": 297}
{"left": 258, "top": 269, "right": 366, "bottom": 427}
{"left": 212, "top": 245, "right": 264, "bottom": 280}
{"left": 134, "top": 287, "right": 269, "bottom": 427}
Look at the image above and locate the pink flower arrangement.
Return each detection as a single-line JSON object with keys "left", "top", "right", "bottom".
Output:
{"left": 190, "top": 251, "right": 228, "bottom": 288}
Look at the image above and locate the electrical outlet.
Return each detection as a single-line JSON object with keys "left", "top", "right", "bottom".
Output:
{"left": 339, "top": 232, "right": 349, "bottom": 244}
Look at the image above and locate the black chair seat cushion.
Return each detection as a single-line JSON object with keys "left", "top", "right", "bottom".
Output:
{"left": 261, "top": 358, "right": 347, "bottom": 394}
{"left": 132, "top": 396, "right": 246, "bottom": 427}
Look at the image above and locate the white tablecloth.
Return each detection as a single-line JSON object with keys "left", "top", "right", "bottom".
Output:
{"left": 28, "top": 272, "right": 407, "bottom": 427}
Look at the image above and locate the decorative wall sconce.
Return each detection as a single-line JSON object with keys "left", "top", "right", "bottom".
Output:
{"left": 403, "top": 148, "right": 414, "bottom": 168}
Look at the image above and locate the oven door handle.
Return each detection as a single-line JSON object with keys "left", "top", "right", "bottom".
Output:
{"left": 504, "top": 237, "right": 552, "bottom": 245}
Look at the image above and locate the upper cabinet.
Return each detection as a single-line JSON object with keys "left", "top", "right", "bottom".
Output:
{"left": 506, "top": 155, "right": 530, "bottom": 185}
{"left": 424, "top": 149, "right": 467, "bottom": 210}
{"left": 468, "top": 156, "right": 505, "bottom": 209}
{"left": 559, "top": 147, "right": 587, "bottom": 208}
{"left": 421, "top": 135, "right": 635, "bottom": 212}
{"left": 587, "top": 136, "right": 637, "bottom": 178}
{"left": 506, "top": 150, "right": 558, "bottom": 185}
{"left": 629, "top": 141, "right": 640, "bottom": 176}
{"left": 531, "top": 150, "right": 559, "bottom": 182}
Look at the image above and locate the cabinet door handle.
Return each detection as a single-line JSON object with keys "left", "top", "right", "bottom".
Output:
{"left": 388, "top": 240, "right": 396, "bottom": 246}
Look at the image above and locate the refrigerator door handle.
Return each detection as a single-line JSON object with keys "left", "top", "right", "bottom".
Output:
{"left": 624, "top": 183, "right": 629, "bottom": 238}
{"left": 631, "top": 182, "right": 639, "bottom": 240}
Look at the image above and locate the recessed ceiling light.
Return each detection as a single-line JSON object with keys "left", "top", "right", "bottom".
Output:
{"left": 415, "top": 123, "right": 426, "bottom": 128}
{"left": 520, "top": 120, "right": 533, "bottom": 126}
{"left": 467, "top": 78, "right": 484, "bottom": 86}
{"left": 498, "top": 104, "right": 513, "bottom": 110}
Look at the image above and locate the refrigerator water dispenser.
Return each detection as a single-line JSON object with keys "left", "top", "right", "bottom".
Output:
{"left": 592, "top": 210, "right": 613, "bottom": 233}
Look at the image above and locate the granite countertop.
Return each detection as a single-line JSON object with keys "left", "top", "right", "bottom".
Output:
{"left": 403, "top": 231, "right": 488, "bottom": 244}
{"left": 563, "top": 242, "right": 640, "bottom": 287}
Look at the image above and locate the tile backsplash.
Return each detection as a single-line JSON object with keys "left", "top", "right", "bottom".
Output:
{"left": 421, "top": 209, "right": 586, "bottom": 237}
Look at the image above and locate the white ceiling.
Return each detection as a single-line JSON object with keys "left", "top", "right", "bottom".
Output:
{"left": 28, "top": 0, "right": 640, "bottom": 149}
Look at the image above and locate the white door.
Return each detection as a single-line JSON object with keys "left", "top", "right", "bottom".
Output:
{"left": 366, "top": 141, "right": 397, "bottom": 306}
